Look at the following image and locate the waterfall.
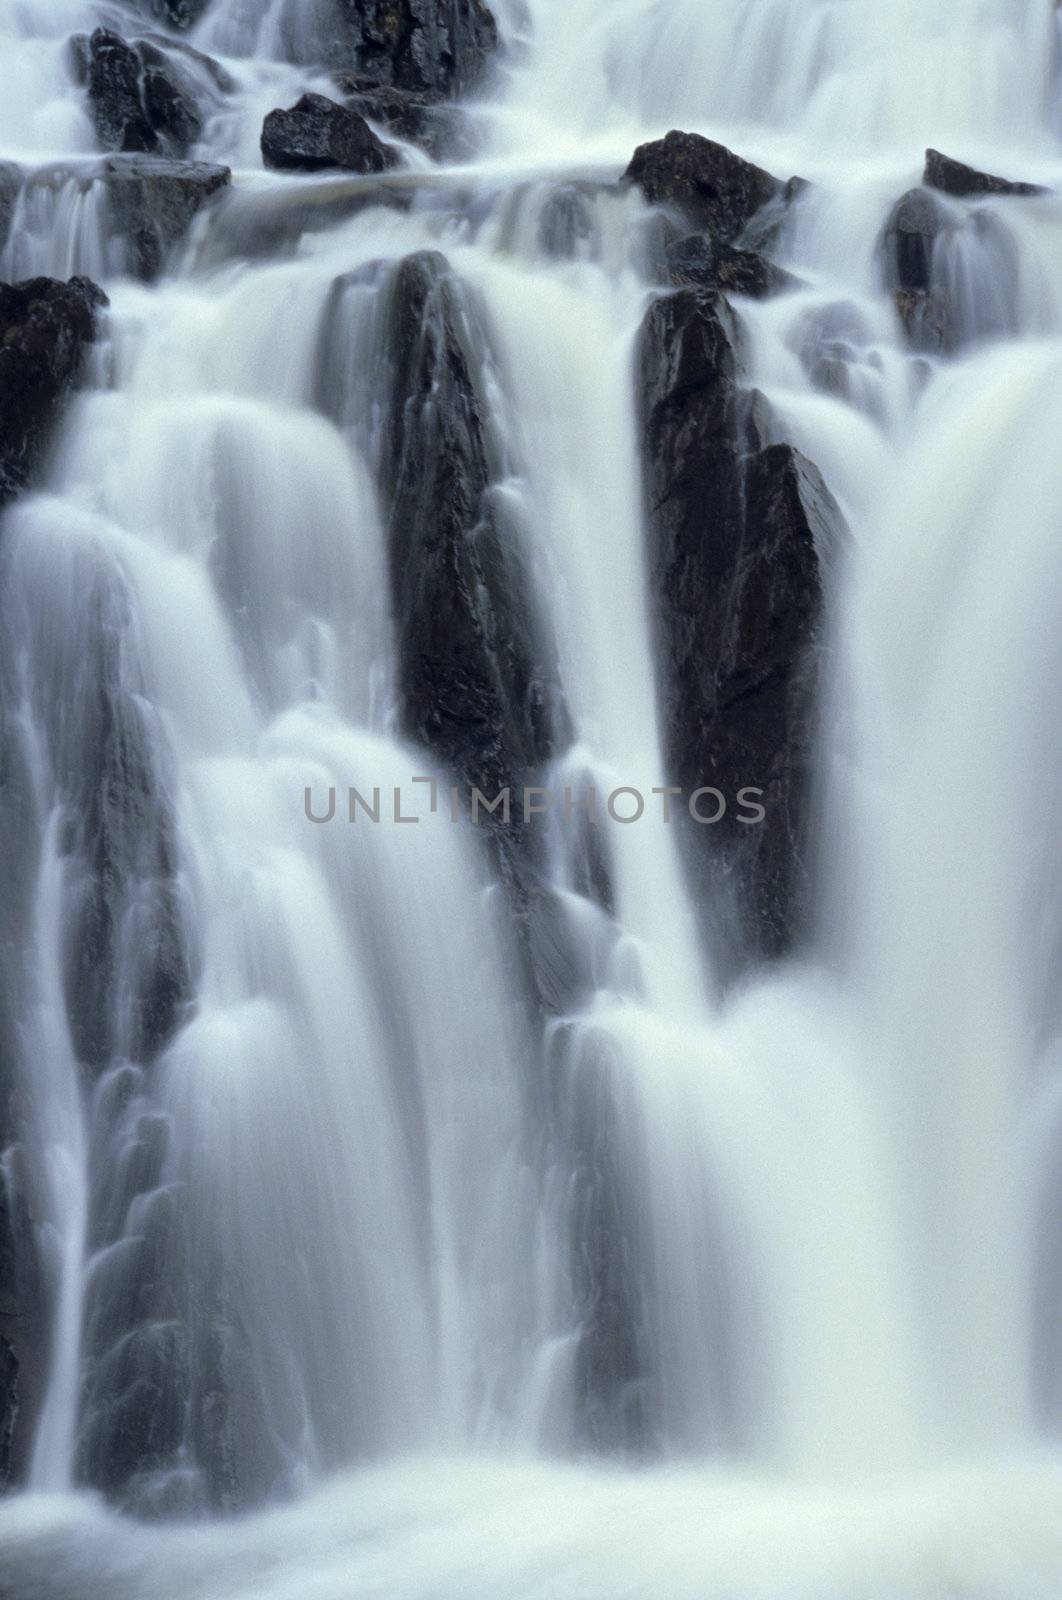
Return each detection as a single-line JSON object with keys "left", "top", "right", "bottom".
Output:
{"left": 3, "top": 0, "right": 1062, "bottom": 1594}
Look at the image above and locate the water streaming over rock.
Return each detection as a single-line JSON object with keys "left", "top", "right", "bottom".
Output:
{"left": 2, "top": 0, "right": 1062, "bottom": 1594}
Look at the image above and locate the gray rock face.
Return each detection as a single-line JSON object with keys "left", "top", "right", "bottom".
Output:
{"left": 335, "top": 0, "right": 498, "bottom": 98}
{"left": 261, "top": 93, "right": 398, "bottom": 173}
{"left": 0, "top": 275, "right": 107, "bottom": 507}
{"left": 640, "top": 286, "right": 842, "bottom": 961}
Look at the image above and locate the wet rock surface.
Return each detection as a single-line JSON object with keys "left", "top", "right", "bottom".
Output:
{"left": 625, "top": 130, "right": 782, "bottom": 244}
{"left": 0, "top": 162, "right": 20, "bottom": 257}
{"left": 379, "top": 250, "right": 564, "bottom": 834}
{"left": 923, "top": 147, "right": 1045, "bottom": 199}
{"left": 334, "top": 0, "right": 499, "bottom": 98}
{"left": 335, "top": 78, "right": 470, "bottom": 159}
{"left": 881, "top": 183, "right": 1024, "bottom": 355}
{"left": 98, "top": 155, "right": 230, "bottom": 281}
{"left": 71, "top": 27, "right": 204, "bottom": 158}
{"left": 0, "top": 275, "right": 107, "bottom": 508}
{"left": 665, "top": 232, "right": 796, "bottom": 299}
{"left": 640, "top": 286, "right": 841, "bottom": 960}
{"left": 262, "top": 93, "right": 399, "bottom": 173}
{"left": 137, "top": 0, "right": 213, "bottom": 29}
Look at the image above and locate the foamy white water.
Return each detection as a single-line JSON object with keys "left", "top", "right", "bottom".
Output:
{"left": 2, "top": 0, "right": 1062, "bottom": 1593}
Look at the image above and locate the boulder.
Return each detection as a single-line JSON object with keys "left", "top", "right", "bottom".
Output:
{"left": 0, "top": 276, "right": 107, "bottom": 508}
{"left": 624, "top": 130, "right": 782, "bottom": 244}
{"left": 640, "top": 286, "right": 841, "bottom": 959}
{"left": 71, "top": 27, "right": 203, "bottom": 158}
{"left": 924, "top": 147, "right": 1045, "bottom": 199}
{"left": 378, "top": 251, "right": 565, "bottom": 839}
{"left": 334, "top": 0, "right": 498, "bottom": 98}
{"left": 261, "top": 93, "right": 398, "bottom": 173}
{"left": 98, "top": 155, "right": 230, "bottom": 281}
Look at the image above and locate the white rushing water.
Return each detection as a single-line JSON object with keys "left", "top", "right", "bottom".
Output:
{"left": 3, "top": 0, "right": 1062, "bottom": 1594}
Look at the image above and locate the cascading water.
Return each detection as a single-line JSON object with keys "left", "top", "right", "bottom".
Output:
{"left": 3, "top": 0, "right": 1062, "bottom": 1594}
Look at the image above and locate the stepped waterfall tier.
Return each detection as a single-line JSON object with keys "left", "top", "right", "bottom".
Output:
{"left": 3, "top": 0, "right": 1062, "bottom": 1595}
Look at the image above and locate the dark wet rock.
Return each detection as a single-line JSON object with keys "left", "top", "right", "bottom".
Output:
{"left": 137, "top": 40, "right": 208, "bottom": 151}
{"left": 0, "top": 276, "right": 107, "bottom": 508}
{"left": 924, "top": 147, "right": 1045, "bottom": 199}
{"left": 0, "top": 163, "right": 20, "bottom": 256}
{"left": 73, "top": 29, "right": 156, "bottom": 153}
{"left": 625, "top": 130, "right": 782, "bottom": 244}
{"left": 261, "top": 93, "right": 398, "bottom": 174}
{"left": 334, "top": 0, "right": 499, "bottom": 99}
{"left": 665, "top": 232, "right": 796, "bottom": 299}
{"left": 99, "top": 155, "right": 230, "bottom": 281}
{"left": 0, "top": 1335, "right": 16, "bottom": 1489}
{"left": 640, "top": 287, "right": 841, "bottom": 960}
{"left": 0, "top": 1144, "right": 49, "bottom": 1493}
{"left": 337, "top": 80, "right": 471, "bottom": 159}
{"left": 62, "top": 695, "right": 196, "bottom": 1076}
{"left": 139, "top": 0, "right": 213, "bottom": 29}
{"left": 378, "top": 250, "right": 565, "bottom": 841}
{"left": 71, "top": 27, "right": 204, "bottom": 158}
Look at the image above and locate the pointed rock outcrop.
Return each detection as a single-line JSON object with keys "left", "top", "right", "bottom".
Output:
{"left": 640, "top": 286, "right": 843, "bottom": 960}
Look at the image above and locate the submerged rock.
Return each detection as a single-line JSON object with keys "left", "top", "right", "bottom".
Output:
{"left": 71, "top": 27, "right": 204, "bottom": 159}
{"left": 640, "top": 286, "right": 840, "bottom": 960}
{"left": 880, "top": 186, "right": 952, "bottom": 352}
{"left": 334, "top": 0, "right": 499, "bottom": 98}
{"left": 378, "top": 251, "right": 564, "bottom": 835}
{"left": 261, "top": 93, "right": 398, "bottom": 173}
{"left": 665, "top": 232, "right": 796, "bottom": 299}
{"left": 0, "top": 1332, "right": 17, "bottom": 1488}
{"left": 0, "top": 163, "right": 20, "bottom": 257}
{"left": 883, "top": 187, "right": 948, "bottom": 294}
{"left": 789, "top": 300, "right": 885, "bottom": 415}
{"left": 99, "top": 155, "right": 230, "bottom": 281}
{"left": 336, "top": 78, "right": 470, "bottom": 159}
{"left": 881, "top": 184, "right": 1023, "bottom": 355}
{"left": 625, "top": 129, "right": 782, "bottom": 244}
{"left": 923, "top": 147, "right": 1045, "bottom": 199}
{"left": 137, "top": 0, "right": 213, "bottom": 29}
{"left": 0, "top": 275, "right": 107, "bottom": 507}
